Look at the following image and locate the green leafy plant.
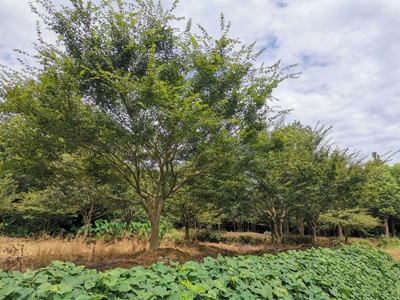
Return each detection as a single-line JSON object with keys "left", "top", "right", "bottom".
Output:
{"left": 1, "top": 245, "right": 400, "bottom": 299}
{"left": 81, "top": 219, "right": 168, "bottom": 240}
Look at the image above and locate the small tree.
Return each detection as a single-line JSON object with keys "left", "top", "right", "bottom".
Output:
{"left": 364, "top": 162, "right": 400, "bottom": 237}
{"left": 320, "top": 209, "right": 380, "bottom": 244}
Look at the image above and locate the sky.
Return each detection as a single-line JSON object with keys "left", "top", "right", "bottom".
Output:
{"left": 1, "top": 0, "right": 399, "bottom": 163}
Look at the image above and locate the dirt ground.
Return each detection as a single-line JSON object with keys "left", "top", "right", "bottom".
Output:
{"left": 1, "top": 233, "right": 389, "bottom": 273}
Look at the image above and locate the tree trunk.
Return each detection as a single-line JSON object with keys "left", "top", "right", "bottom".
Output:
{"left": 311, "top": 225, "right": 317, "bottom": 246}
{"left": 298, "top": 218, "right": 304, "bottom": 236}
{"left": 83, "top": 206, "right": 94, "bottom": 240}
{"left": 311, "top": 216, "right": 318, "bottom": 246}
{"left": 337, "top": 225, "right": 343, "bottom": 238}
{"left": 391, "top": 217, "right": 395, "bottom": 237}
{"left": 279, "top": 219, "right": 283, "bottom": 236}
{"left": 285, "top": 221, "right": 289, "bottom": 235}
{"left": 185, "top": 223, "right": 190, "bottom": 242}
{"left": 83, "top": 218, "right": 91, "bottom": 240}
{"left": 149, "top": 218, "right": 161, "bottom": 250}
{"left": 344, "top": 232, "right": 349, "bottom": 245}
{"left": 384, "top": 216, "right": 390, "bottom": 238}
{"left": 272, "top": 218, "right": 282, "bottom": 247}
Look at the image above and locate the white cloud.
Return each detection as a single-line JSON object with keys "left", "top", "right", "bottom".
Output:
{"left": 1, "top": 0, "right": 399, "bottom": 163}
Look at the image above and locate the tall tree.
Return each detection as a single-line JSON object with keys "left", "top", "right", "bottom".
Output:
{"left": 364, "top": 162, "right": 400, "bottom": 237}
{"left": 249, "top": 124, "right": 302, "bottom": 246}
{"left": 0, "top": 0, "right": 293, "bottom": 249}
{"left": 287, "top": 123, "right": 357, "bottom": 245}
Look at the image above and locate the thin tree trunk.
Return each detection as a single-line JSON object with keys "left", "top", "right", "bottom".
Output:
{"left": 344, "top": 232, "right": 349, "bottom": 245}
{"left": 298, "top": 218, "right": 304, "bottom": 236}
{"left": 391, "top": 217, "right": 395, "bottom": 237}
{"left": 311, "top": 216, "right": 318, "bottom": 246}
{"left": 285, "top": 221, "right": 289, "bottom": 235}
{"left": 185, "top": 223, "right": 190, "bottom": 242}
{"left": 337, "top": 225, "right": 343, "bottom": 238}
{"left": 384, "top": 216, "right": 390, "bottom": 238}
{"left": 83, "top": 205, "right": 94, "bottom": 240}
{"left": 83, "top": 218, "right": 91, "bottom": 240}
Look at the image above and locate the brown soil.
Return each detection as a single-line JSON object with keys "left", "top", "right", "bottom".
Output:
{"left": 85, "top": 242, "right": 311, "bottom": 272}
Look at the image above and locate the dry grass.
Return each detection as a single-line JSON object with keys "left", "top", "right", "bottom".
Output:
{"left": 381, "top": 248, "right": 400, "bottom": 261}
{"left": 3, "top": 232, "right": 400, "bottom": 272}
{"left": 0, "top": 235, "right": 148, "bottom": 272}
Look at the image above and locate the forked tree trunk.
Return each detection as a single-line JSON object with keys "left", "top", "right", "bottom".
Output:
{"left": 337, "top": 225, "right": 343, "bottom": 238}
{"left": 82, "top": 203, "right": 94, "bottom": 240}
{"left": 272, "top": 218, "right": 282, "bottom": 247}
{"left": 384, "top": 216, "right": 390, "bottom": 238}
{"left": 279, "top": 219, "right": 284, "bottom": 237}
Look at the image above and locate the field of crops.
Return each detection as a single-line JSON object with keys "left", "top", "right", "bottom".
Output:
{"left": 1, "top": 245, "right": 399, "bottom": 299}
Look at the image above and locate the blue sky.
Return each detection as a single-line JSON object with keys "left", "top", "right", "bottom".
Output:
{"left": 1, "top": 0, "right": 399, "bottom": 163}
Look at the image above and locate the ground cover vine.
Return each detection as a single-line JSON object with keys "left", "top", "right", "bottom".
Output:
{"left": 0, "top": 245, "right": 399, "bottom": 299}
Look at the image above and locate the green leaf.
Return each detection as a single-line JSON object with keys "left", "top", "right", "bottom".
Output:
{"left": 37, "top": 282, "right": 53, "bottom": 293}
{"left": 117, "top": 283, "right": 131, "bottom": 293}
{"left": 0, "top": 284, "right": 20, "bottom": 297}
{"left": 55, "top": 283, "right": 74, "bottom": 295}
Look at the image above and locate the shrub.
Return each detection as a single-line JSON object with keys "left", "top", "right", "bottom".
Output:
{"left": 195, "top": 229, "right": 220, "bottom": 243}
{"left": 195, "top": 231, "right": 268, "bottom": 245}
{"left": 376, "top": 237, "right": 400, "bottom": 249}
{"left": 82, "top": 219, "right": 168, "bottom": 240}
{"left": 165, "top": 229, "right": 184, "bottom": 245}
{"left": 218, "top": 235, "right": 236, "bottom": 243}
{"left": 237, "top": 234, "right": 266, "bottom": 245}
{"left": 282, "top": 234, "right": 312, "bottom": 245}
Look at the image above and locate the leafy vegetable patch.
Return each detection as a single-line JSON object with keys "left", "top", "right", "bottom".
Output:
{"left": 1, "top": 245, "right": 399, "bottom": 299}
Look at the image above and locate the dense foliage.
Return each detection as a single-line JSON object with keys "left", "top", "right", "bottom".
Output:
{"left": 1, "top": 245, "right": 399, "bottom": 299}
